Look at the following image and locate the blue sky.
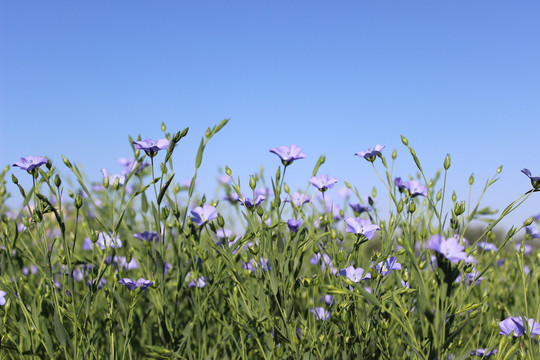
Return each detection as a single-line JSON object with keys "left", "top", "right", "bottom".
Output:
{"left": 1, "top": 1, "right": 539, "bottom": 229}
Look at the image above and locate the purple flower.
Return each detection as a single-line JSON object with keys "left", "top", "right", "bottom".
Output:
{"left": 522, "top": 169, "right": 540, "bottom": 189}
{"left": 344, "top": 217, "right": 380, "bottom": 240}
{"left": 185, "top": 273, "right": 206, "bottom": 288}
{"left": 376, "top": 256, "right": 402, "bottom": 276}
{"left": 243, "top": 258, "right": 270, "bottom": 274}
{"left": 118, "top": 157, "right": 149, "bottom": 175}
{"left": 107, "top": 255, "right": 138, "bottom": 271}
{"left": 427, "top": 235, "right": 475, "bottom": 264}
{"left": 525, "top": 225, "right": 540, "bottom": 238}
{"left": 349, "top": 203, "right": 371, "bottom": 214}
{"left": 239, "top": 194, "right": 265, "bottom": 208}
{"left": 133, "top": 231, "right": 159, "bottom": 242}
{"left": 355, "top": 145, "right": 385, "bottom": 162}
{"left": 217, "top": 174, "right": 231, "bottom": 184}
{"left": 321, "top": 295, "right": 334, "bottom": 306}
{"left": 118, "top": 278, "right": 153, "bottom": 292}
{"left": 309, "top": 174, "right": 338, "bottom": 192}
{"left": 339, "top": 266, "right": 371, "bottom": 282}
{"left": 216, "top": 228, "right": 233, "bottom": 239}
{"left": 311, "top": 307, "right": 330, "bottom": 321}
{"left": 499, "top": 316, "right": 540, "bottom": 337}
{"left": 470, "top": 349, "right": 497, "bottom": 358}
{"left": 476, "top": 241, "right": 497, "bottom": 252}
{"left": 310, "top": 253, "right": 338, "bottom": 275}
{"left": 190, "top": 205, "right": 218, "bottom": 226}
{"left": 96, "top": 233, "right": 122, "bottom": 250}
{"left": 0, "top": 291, "right": 6, "bottom": 306}
{"left": 287, "top": 219, "right": 302, "bottom": 233}
{"left": 455, "top": 270, "right": 483, "bottom": 285}
{"left": 13, "top": 156, "right": 48, "bottom": 172}
{"left": 269, "top": 144, "right": 306, "bottom": 166}
{"left": 395, "top": 177, "right": 427, "bottom": 197}
{"left": 287, "top": 192, "right": 311, "bottom": 207}
{"left": 133, "top": 138, "right": 169, "bottom": 157}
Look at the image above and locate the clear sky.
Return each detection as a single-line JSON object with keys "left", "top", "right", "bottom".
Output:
{"left": 1, "top": 1, "right": 539, "bottom": 230}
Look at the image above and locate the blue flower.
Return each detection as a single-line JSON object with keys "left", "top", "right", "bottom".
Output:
{"left": 355, "top": 145, "right": 384, "bottom": 162}
{"left": 118, "top": 278, "right": 153, "bottom": 292}
{"left": 428, "top": 235, "right": 475, "bottom": 264}
{"left": 311, "top": 307, "right": 330, "bottom": 321}
{"left": 287, "top": 219, "right": 302, "bottom": 233}
{"left": 190, "top": 204, "right": 218, "bottom": 226}
{"left": 344, "top": 217, "right": 380, "bottom": 240}
{"left": 499, "top": 316, "right": 540, "bottom": 337}
{"left": 13, "top": 156, "right": 48, "bottom": 172}
{"left": 133, "top": 138, "right": 169, "bottom": 157}
{"left": 0, "top": 291, "right": 6, "bottom": 306}
{"left": 309, "top": 174, "right": 338, "bottom": 192}
{"left": 375, "top": 256, "right": 402, "bottom": 276}
{"left": 269, "top": 145, "right": 306, "bottom": 166}
{"left": 470, "top": 349, "right": 497, "bottom": 358}
{"left": 522, "top": 168, "right": 540, "bottom": 189}
{"left": 339, "top": 266, "right": 371, "bottom": 282}
{"left": 96, "top": 233, "right": 122, "bottom": 250}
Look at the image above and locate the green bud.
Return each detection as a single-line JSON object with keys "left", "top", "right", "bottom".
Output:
{"left": 331, "top": 229, "right": 337, "bottom": 240}
{"left": 54, "top": 174, "right": 62, "bottom": 187}
{"left": 392, "top": 149, "right": 397, "bottom": 160}
{"left": 90, "top": 231, "right": 99, "bottom": 243}
{"left": 225, "top": 166, "right": 232, "bottom": 176}
{"left": 161, "top": 207, "right": 170, "bottom": 219}
{"left": 249, "top": 175, "right": 256, "bottom": 190}
{"left": 74, "top": 195, "right": 83, "bottom": 209}
{"left": 275, "top": 345, "right": 284, "bottom": 358}
{"left": 520, "top": 242, "right": 526, "bottom": 255}
{"left": 344, "top": 181, "right": 352, "bottom": 189}
{"left": 283, "top": 183, "right": 290, "bottom": 194}
{"left": 62, "top": 155, "right": 72, "bottom": 168}
{"left": 257, "top": 206, "right": 264, "bottom": 217}
{"left": 397, "top": 200, "right": 404, "bottom": 213}
{"left": 113, "top": 177, "right": 120, "bottom": 190}
{"left": 103, "top": 176, "right": 109, "bottom": 189}
{"left": 249, "top": 244, "right": 259, "bottom": 255}
{"left": 161, "top": 122, "right": 166, "bottom": 132}
{"left": 202, "top": 249, "right": 208, "bottom": 261}
{"left": 444, "top": 154, "right": 451, "bottom": 170}
{"left": 436, "top": 189, "right": 442, "bottom": 202}
{"left": 408, "top": 202, "right": 416, "bottom": 213}
{"left": 302, "top": 278, "right": 311, "bottom": 287}
{"left": 339, "top": 209, "right": 345, "bottom": 218}
{"left": 452, "top": 191, "right": 457, "bottom": 202}
{"left": 311, "top": 274, "right": 319, "bottom": 286}
{"left": 45, "top": 160, "right": 52, "bottom": 170}
{"left": 401, "top": 135, "right": 408, "bottom": 146}
{"left": 469, "top": 173, "right": 474, "bottom": 185}
{"left": 275, "top": 166, "right": 281, "bottom": 183}
{"left": 497, "top": 166, "right": 502, "bottom": 173}
{"left": 454, "top": 201, "right": 465, "bottom": 216}
{"left": 11, "top": 174, "right": 18, "bottom": 184}
{"left": 524, "top": 217, "right": 534, "bottom": 227}
{"left": 217, "top": 215, "right": 225, "bottom": 227}
{"left": 418, "top": 261, "right": 426, "bottom": 270}
{"left": 372, "top": 187, "right": 377, "bottom": 198}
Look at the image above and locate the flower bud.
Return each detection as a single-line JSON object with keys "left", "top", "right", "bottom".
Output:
{"left": 62, "top": 155, "right": 72, "bottom": 168}
{"left": 249, "top": 175, "right": 256, "bottom": 190}
{"left": 311, "top": 274, "right": 319, "bottom": 286}
{"left": 54, "top": 174, "right": 62, "bottom": 187}
{"left": 371, "top": 187, "right": 377, "bottom": 198}
{"left": 74, "top": 195, "right": 83, "bottom": 209}
{"left": 397, "top": 200, "right": 404, "bottom": 213}
{"left": 257, "top": 206, "right": 264, "bottom": 217}
{"left": 249, "top": 244, "right": 259, "bottom": 255}
{"left": 302, "top": 278, "right": 311, "bottom": 287}
{"left": 161, "top": 122, "right": 166, "bottom": 132}
{"left": 103, "top": 176, "right": 109, "bottom": 189}
{"left": 408, "top": 202, "right": 416, "bottom": 213}
{"left": 524, "top": 217, "right": 534, "bottom": 227}
{"left": 454, "top": 201, "right": 465, "bottom": 216}
{"left": 11, "top": 174, "right": 18, "bottom": 185}
{"left": 401, "top": 135, "right": 408, "bottom": 146}
{"left": 469, "top": 173, "right": 474, "bottom": 186}
{"left": 392, "top": 149, "right": 397, "bottom": 160}
{"left": 217, "top": 215, "right": 225, "bottom": 227}
{"left": 225, "top": 166, "right": 232, "bottom": 176}
{"left": 452, "top": 191, "right": 457, "bottom": 202}
{"left": 275, "top": 166, "right": 281, "bottom": 182}
{"left": 283, "top": 183, "right": 290, "bottom": 194}
{"left": 497, "top": 166, "right": 502, "bottom": 173}
{"left": 161, "top": 207, "right": 170, "bottom": 220}
{"left": 113, "top": 177, "right": 120, "bottom": 190}
{"left": 443, "top": 154, "right": 451, "bottom": 170}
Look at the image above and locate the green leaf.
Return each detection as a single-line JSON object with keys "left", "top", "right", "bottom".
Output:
{"left": 53, "top": 310, "right": 73, "bottom": 350}
{"left": 157, "top": 174, "right": 175, "bottom": 206}
{"left": 195, "top": 137, "right": 205, "bottom": 169}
